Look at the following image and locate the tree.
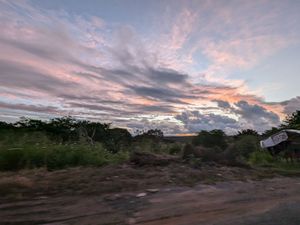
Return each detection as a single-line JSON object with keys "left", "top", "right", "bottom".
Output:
{"left": 282, "top": 110, "right": 300, "bottom": 129}
{"left": 144, "top": 129, "right": 164, "bottom": 138}
{"left": 262, "top": 127, "right": 281, "bottom": 138}
{"left": 193, "top": 129, "right": 227, "bottom": 150}
{"left": 235, "top": 129, "right": 259, "bottom": 137}
{"left": 105, "top": 128, "right": 132, "bottom": 153}
{"left": 0, "top": 121, "right": 13, "bottom": 130}
{"left": 134, "top": 129, "right": 164, "bottom": 140}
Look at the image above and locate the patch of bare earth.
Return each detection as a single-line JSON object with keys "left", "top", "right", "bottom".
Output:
{"left": 0, "top": 161, "right": 298, "bottom": 225}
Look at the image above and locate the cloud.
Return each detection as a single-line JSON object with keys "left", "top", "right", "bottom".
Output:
{"left": 0, "top": 0, "right": 297, "bottom": 135}
{"left": 0, "top": 101, "right": 61, "bottom": 115}
{"left": 280, "top": 96, "right": 300, "bottom": 115}
{"left": 175, "top": 111, "right": 239, "bottom": 134}
{"left": 213, "top": 99, "right": 231, "bottom": 109}
{"left": 175, "top": 100, "right": 281, "bottom": 134}
{"left": 0, "top": 59, "right": 78, "bottom": 93}
{"left": 233, "top": 101, "right": 280, "bottom": 132}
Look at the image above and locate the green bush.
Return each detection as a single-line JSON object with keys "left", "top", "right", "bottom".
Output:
{"left": 168, "top": 144, "right": 182, "bottom": 155}
{"left": 248, "top": 150, "right": 275, "bottom": 166}
{"left": 233, "top": 135, "right": 260, "bottom": 158}
{"left": 0, "top": 140, "right": 129, "bottom": 171}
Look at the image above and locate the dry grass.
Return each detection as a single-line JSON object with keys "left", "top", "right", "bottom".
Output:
{"left": 0, "top": 176, "right": 33, "bottom": 196}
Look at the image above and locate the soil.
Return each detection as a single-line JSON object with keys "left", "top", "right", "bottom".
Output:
{"left": 0, "top": 162, "right": 300, "bottom": 225}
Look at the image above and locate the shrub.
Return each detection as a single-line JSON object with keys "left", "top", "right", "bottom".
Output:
{"left": 248, "top": 150, "right": 275, "bottom": 166}
{"left": 193, "top": 130, "right": 227, "bottom": 150}
{"left": 168, "top": 144, "right": 182, "bottom": 155}
{"left": 0, "top": 141, "right": 129, "bottom": 171}
{"left": 233, "top": 135, "right": 260, "bottom": 158}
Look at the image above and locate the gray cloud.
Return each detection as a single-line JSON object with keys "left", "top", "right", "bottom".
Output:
{"left": 0, "top": 59, "right": 77, "bottom": 92}
{"left": 0, "top": 102, "right": 61, "bottom": 114}
{"left": 280, "top": 96, "right": 300, "bottom": 115}
{"left": 176, "top": 111, "right": 239, "bottom": 134}
{"left": 233, "top": 101, "right": 280, "bottom": 132}
{"left": 213, "top": 99, "right": 231, "bottom": 108}
{"left": 130, "top": 86, "right": 182, "bottom": 100}
{"left": 176, "top": 100, "right": 281, "bottom": 134}
{"left": 147, "top": 67, "right": 188, "bottom": 84}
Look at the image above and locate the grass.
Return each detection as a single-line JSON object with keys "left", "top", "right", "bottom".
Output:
{"left": 0, "top": 144, "right": 130, "bottom": 171}
{"left": 0, "top": 132, "right": 130, "bottom": 171}
{"left": 248, "top": 150, "right": 300, "bottom": 176}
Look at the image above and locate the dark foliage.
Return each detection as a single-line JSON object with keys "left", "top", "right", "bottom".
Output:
{"left": 0, "top": 117, "right": 132, "bottom": 153}
{"left": 193, "top": 129, "right": 227, "bottom": 150}
{"left": 235, "top": 129, "right": 259, "bottom": 137}
{"left": 282, "top": 110, "right": 300, "bottom": 129}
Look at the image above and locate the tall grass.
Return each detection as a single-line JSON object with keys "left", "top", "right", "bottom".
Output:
{"left": 0, "top": 132, "right": 129, "bottom": 171}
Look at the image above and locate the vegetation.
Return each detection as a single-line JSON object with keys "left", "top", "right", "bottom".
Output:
{"left": 282, "top": 110, "right": 300, "bottom": 129}
{"left": 0, "top": 117, "right": 168, "bottom": 171}
{"left": 0, "top": 110, "right": 299, "bottom": 171}
{"left": 193, "top": 129, "right": 227, "bottom": 150}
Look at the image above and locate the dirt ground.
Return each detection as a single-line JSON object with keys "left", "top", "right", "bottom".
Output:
{"left": 1, "top": 163, "right": 300, "bottom": 225}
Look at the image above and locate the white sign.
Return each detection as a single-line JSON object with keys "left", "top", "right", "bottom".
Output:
{"left": 271, "top": 131, "right": 288, "bottom": 145}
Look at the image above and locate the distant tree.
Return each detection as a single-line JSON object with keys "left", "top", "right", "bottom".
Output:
{"left": 144, "top": 129, "right": 164, "bottom": 138}
{"left": 262, "top": 127, "right": 281, "bottom": 138}
{"left": 235, "top": 129, "right": 259, "bottom": 137}
{"left": 14, "top": 118, "right": 46, "bottom": 131}
{"left": 281, "top": 110, "right": 300, "bottom": 129}
{"left": 0, "top": 121, "right": 13, "bottom": 130}
{"left": 193, "top": 129, "right": 227, "bottom": 150}
{"left": 135, "top": 129, "right": 163, "bottom": 139}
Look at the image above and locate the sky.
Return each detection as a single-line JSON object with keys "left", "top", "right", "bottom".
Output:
{"left": 0, "top": 0, "right": 300, "bottom": 135}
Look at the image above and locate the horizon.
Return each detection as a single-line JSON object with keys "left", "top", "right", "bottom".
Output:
{"left": 0, "top": 0, "right": 300, "bottom": 135}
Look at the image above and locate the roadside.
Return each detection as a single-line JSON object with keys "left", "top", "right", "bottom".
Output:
{"left": 1, "top": 174, "right": 300, "bottom": 225}
{"left": 1, "top": 156, "right": 300, "bottom": 225}
{"left": 0, "top": 162, "right": 276, "bottom": 199}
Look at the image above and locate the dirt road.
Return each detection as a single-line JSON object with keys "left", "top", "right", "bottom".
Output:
{"left": 1, "top": 177, "right": 300, "bottom": 225}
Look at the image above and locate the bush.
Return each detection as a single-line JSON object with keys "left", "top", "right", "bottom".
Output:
{"left": 248, "top": 150, "right": 275, "bottom": 166}
{"left": 182, "top": 144, "right": 221, "bottom": 163}
{"left": 0, "top": 141, "right": 129, "bottom": 171}
{"left": 167, "top": 144, "right": 182, "bottom": 155}
{"left": 233, "top": 135, "right": 260, "bottom": 158}
{"left": 193, "top": 130, "right": 227, "bottom": 150}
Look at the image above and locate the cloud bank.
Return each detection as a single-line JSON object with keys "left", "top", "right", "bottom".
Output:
{"left": 0, "top": 0, "right": 299, "bottom": 134}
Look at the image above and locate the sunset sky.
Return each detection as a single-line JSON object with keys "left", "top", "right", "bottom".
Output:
{"left": 0, "top": 0, "right": 300, "bottom": 135}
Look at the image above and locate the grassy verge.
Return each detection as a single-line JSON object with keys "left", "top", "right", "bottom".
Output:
{"left": 249, "top": 150, "right": 300, "bottom": 176}
{"left": 0, "top": 143, "right": 129, "bottom": 171}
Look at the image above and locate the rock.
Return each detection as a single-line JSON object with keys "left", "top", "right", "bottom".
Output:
{"left": 37, "top": 196, "right": 48, "bottom": 200}
{"left": 146, "top": 188, "right": 159, "bottom": 193}
{"left": 128, "top": 218, "right": 136, "bottom": 224}
{"left": 136, "top": 193, "right": 147, "bottom": 198}
{"left": 104, "top": 194, "right": 121, "bottom": 201}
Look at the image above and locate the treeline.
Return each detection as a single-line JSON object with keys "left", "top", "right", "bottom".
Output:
{"left": 0, "top": 117, "right": 165, "bottom": 153}
{"left": 0, "top": 117, "right": 167, "bottom": 170}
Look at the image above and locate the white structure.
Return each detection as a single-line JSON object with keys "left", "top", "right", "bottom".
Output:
{"left": 260, "top": 129, "right": 300, "bottom": 148}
